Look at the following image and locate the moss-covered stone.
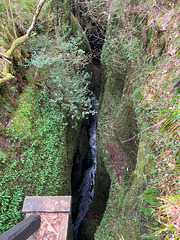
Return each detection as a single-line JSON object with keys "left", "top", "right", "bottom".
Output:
{"left": 94, "top": 0, "right": 180, "bottom": 239}
{"left": 70, "top": 13, "right": 91, "bottom": 53}
{"left": 93, "top": 0, "right": 158, "bottom": 239}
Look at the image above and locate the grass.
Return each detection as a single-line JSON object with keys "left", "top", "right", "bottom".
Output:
{"left": 131, "top": 5, "right": 180, "bottom": 238}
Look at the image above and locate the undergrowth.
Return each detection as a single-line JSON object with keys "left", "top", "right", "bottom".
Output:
{"left": 131, "top": 5, "right": 180, "bottom": 239}
{"left": 23, "top": 26, "right": 94, "bottom": 124}
{"left": 0, "top": 85, "right": 69, "bottom": 233}
{"left": 0, "top": 7, "right": 95, "bottom": 233}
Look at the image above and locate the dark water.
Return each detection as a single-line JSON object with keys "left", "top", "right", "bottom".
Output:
{"left": 73, "top": 96, "right": 98, "bottom": 240}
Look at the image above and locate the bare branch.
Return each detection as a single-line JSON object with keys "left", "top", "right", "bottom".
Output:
{"left": 2, "top": 57, "right": 12, "bottom": 64}
{"left": 26, "top": 0, "right": 47, "bottom": 36}
{"left": 3, "top": 0, "right": 10, "bottom": 20}
{"left": 0, "top": 53, "right": 11, "bottom": 60}
{"left": 121, "top": 121, "right": 163, "bottom": 143}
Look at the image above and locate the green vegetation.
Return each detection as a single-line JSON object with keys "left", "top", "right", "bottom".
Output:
{"left": 94, "top": 0, "right": 180, "bottom": 239}
{"left": 0, "top": 0, "right": 94, "bottom": 234}
{"left": 0, "top": 0, "right": 179, "bottom": 239}
{"left": 0, "top": 85, "right": 69, "bottom": 233}
{"left": 25, "top": 28, "right": 94, "bottom": 123}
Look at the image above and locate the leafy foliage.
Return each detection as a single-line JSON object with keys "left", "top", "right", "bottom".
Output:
{"left": 0, "top": 85, "right": 69, "bottom": 233}
{"left": 0, "top": 0, "right": 94, "bottom": 233}
{"left": 24, "top": 28, "right": 94, "bottom": 123}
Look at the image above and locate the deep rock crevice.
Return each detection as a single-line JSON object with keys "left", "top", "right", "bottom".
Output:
{"left": 70, "top": 12, "right": 111, "bottom": 238}
{"left": 71, "top": 63, "right": 110, "bottom": 240}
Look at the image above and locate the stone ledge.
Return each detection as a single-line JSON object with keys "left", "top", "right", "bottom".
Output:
{"left": 22, "top": 196, "right": 71, "bottom": 213}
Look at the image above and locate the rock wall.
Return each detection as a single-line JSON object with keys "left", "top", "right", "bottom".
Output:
{"left": 93, "top": 0, "right": 180, "bottom": 239}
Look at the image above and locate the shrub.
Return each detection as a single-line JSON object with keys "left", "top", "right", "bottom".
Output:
{"left": 25, "top": 28, "right": 95, "bottom": 123}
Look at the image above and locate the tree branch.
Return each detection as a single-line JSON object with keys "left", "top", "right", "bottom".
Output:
{"left": 0, "top": 54, "right": 12, "bottom": 64}
{"left": 0, "top": 0, "right": 47, "bottom": 86}
{"left": 121, "top": 121, "right": 163, "bottom": 143}
{"left": 3, "top": 0, "right": 10, "bottom": 20}
{"left": 26, "top": 0, "right": 47, "bottom": 36}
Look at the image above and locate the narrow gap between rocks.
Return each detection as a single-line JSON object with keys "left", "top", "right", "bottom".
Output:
{"left": 71, "top": 28, "right": 110, "bottom": 240}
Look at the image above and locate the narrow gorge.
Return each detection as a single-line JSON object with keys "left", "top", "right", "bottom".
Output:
{"left": 0, "top": 0, "right": 179, "bottom": 240}
{"left": 72, "top": 96, "right": 98, "bottom": 240}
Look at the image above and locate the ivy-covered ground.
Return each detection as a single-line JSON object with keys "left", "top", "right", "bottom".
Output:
{"left": 0, "top": 81, "right": 70, "bottom": 232}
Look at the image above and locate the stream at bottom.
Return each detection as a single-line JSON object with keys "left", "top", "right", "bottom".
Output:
{"left": 72, "top": 96, "right": 98, "bottom": 240}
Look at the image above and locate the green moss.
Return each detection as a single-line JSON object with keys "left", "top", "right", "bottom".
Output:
{"left": 116, "top": 178, "right": 148, "bottom": 239}
{"left": 70, "top": 13, "right": 91, "bottom": 53}
{"left": 136, "top": 137, "right": 154, "bottom": 178}
{"left": 0, "top": 123, "right": 6, "bottom": 136}
{"left": 7, "top": 87, "right": 37, "bottom": 141}
{"left": 93, "top": 0, "right": 158, "bottom": 239}
{"left": 3, "top": 26, "right": 14, "bottom": 43}
{"left": 0, "top": 151, "right": 6, "bottom": 174}
{"left": 25, "top": 73, "right": 34, "bottom": 84}
{"left": 94, "top": 1, "right": 180, "bottom": 239}
{"left": 6, "top": 35, "right": 29, "bottom": 57}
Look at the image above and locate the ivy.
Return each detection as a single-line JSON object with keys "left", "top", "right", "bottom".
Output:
{"left": 0, "top": 84, "right": 68, "bottom": 233}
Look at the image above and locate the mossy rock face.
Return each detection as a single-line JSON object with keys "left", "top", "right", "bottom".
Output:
{"left": 94, "top": 65, "right": 142, "bottom": 239}
{"left": 93, "top": 0, "right": 180, "bottom": 237}
{"left": 136, "top": 137, "right": 155, "bottom": 178}
{"left": 93, "top": 0, "right": 156, "bottom": 239}
{"left": 101, "top": 45, "right": 126, "bottom": 100}
{"left": 114, "top": 177, "right": 148, "bottom": 239}
{"left": 109, "top": 135, "right": 155, "bottom": 239}
{"left": 71, "top": 13, "right": 91, "bottom": 53}
{"left": 113, "top": 73, "right": 139, "bottom": 172}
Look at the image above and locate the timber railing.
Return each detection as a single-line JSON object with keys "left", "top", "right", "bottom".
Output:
{"left": 0, "top": 214, "right": 41, "bottom": 240}
{"left": 0, "top": 196, "right": 72, "bottom": 240}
